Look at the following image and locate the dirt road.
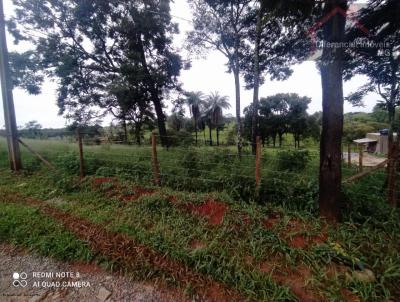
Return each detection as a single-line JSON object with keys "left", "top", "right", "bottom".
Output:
{"left": 0, "top": 243, "right": 187, "bottom": 302}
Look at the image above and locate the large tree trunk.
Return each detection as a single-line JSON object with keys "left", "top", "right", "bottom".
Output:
{"left": 152, "top": 95, "right": 168, "bottom": 147}
{"left": 122, "top": 117, "right": 128, "bottom": 143}
{"left": 137, "top": 34, "right": 168, "bottom": 147}
{"left": 251, "top": 9, "right": 262, "bottom": 155}
{"left": 194, "top": 116, "right": 198, "bottom": 145}
{"left": 135, "top": 124, "right": 142, "bottom": 145}
{"left": 233, "top": 68, "right": 242, "bottom": 156}
{"left": 386, "top": 54, "right": 399, "bottom": 208}
{"left": 209, "top": 123, "right": 213, "bottom": 146}
{"left": 387, "top": 105, "right": 398, "bottom": 207}
{"left": 319, "top": 0, "right": 347, "bottom": 223}
{"left": 216, "top": 125, "right": 220, "bottom": 146}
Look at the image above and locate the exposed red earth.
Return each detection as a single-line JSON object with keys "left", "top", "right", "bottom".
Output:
{"left": 120, "top": 186, "right": 156, "bottom": 202}
{"left": 185, "top": 198, "right": 229, "bottom": 226}
{"left": 258, "top": 257, "right": 326, "bottom": 302}
{"left": 263, "top": 214, "right": 328, "bottom": 249}
{"left": 262, "top": 212, "right": 282, "bottom": 229}
{"left": 190, "top": 239, "right": 207, "bottom": 250}
{"left": 92, "top": 177, "right": 155, "bottom": 202}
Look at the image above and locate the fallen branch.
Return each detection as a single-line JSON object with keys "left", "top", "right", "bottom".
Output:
{"left": 18, "top": 138, "right": 56, "bottom": 170}
{"left": 343, "top": 159, "right": 388, "bottom": 183}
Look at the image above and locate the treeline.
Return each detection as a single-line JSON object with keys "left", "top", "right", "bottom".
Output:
{"left": 243, "top": 93, "right": 320, "bottom": 148}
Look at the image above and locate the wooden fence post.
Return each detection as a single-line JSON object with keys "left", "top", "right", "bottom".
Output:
{"left": 151, "top": 132, "right": 160, "bottom": 186}
{"left": 77, "top": 129, "right": 85, "bottom": 179}
{"left": 255, "top": 136, "right": 261, "bottom": 192}
{"left": 347, "top": 143, "right": 352, "bottom": 168}
{"left": 358, "top": 144, "right": 363, "bottom": 172}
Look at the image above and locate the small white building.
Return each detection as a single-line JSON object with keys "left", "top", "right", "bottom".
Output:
{"left": 354, "top": 132, "right": 397, "bottom": 155}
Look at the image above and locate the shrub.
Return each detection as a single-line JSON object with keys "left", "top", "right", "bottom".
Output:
{"left": 260, "top": 178, "right": 318, "bottom": 211}
{"left": 181, "top": 148, "right": 200, "bottom": 178}
{"left": 95, "top": 166, "right": 116, "bottom": 177}
{"left": 276, "top": 149, "right": 311, "bottom": 172}
{"left": 226, "top": 128, "right": 236, "bottom": 146}
{"left": 166, "top": 130, "right": 194, "bottom": 147}
{"left": 54, "top": 152, "right": 79, "bottom": 175}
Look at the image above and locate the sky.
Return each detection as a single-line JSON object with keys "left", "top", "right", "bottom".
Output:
{"left": 0, "top": 0, "right": 380, "bottom": 129}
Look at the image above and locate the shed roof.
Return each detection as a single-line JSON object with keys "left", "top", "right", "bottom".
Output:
{"left": 353, "top": 138, "right": 377, "bottom": 144}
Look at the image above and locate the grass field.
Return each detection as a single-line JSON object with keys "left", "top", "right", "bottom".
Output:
{"left": 0, "top": 137, "right": 365, "bottom": 205}
{"left": 0, "top": 137, "right": 399, "bottom": 301}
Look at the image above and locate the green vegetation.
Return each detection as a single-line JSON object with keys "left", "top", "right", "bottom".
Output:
{"left": 0, "top": 166, "right": 398, "bottom": 301}
{"left": 0, "top": 198, "right": 93, "bottom": 262}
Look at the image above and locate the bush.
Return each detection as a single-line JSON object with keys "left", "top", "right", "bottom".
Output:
{"left": 54, "top": 152, "right": 79, "bottom": 175}
{"left": 54, "top": 152, "right": 102, "bottom": 176}
{"left": 260, "top": 178, "right": 318, "bottom": 211}
{"left": 226, "top": 128, "right": 236, "bottom": 146}
{"left": 276, "top": 149, "right": 311, "bottom": 172}
{"left": 95, "top": 166, "right": 116, "bottom": 177}
{"left": 166, "top": 130, "right": 194, "bottom": 147}
{"left": 181, "top": 148, "right": 200, "bottom": 177}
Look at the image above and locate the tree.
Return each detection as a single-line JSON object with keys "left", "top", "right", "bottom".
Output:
{"left": 9, "top": 0, "right": 182, "bottom": 147}
{"left": 244, "top": 93, "right": 316, "bottom": 148}
{"left": 206, "top": 91, "right": 231, "bottom": 145}
{"left": 22, "top": 120, "right": 42, "bottom": 138}
{"left": 167, "top": 112, "right": 185, "bottom": 132}
{"left": 185, "top": 91, "right": 206, "bottom": 145}
{"left": 8, "top": 51, "right": 43, "bottom": 95}
{"left": 318, "top": 0, "right": 348, "bottom": 222}
{"left": 242, "top": 1, "right": 314, "bottom": 154}
{"left": 286, "top": 95, "right": 312, "bottom": 148}
{"left": 187, "top": 0, "right": 252, "bottom": 155}
{"left": 345, "top": 0, "right": 400, "bottom": 207}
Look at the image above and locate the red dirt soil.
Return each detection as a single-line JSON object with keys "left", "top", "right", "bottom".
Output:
{"left": 262, "top": 212, "right": 282, "bottom": 229}
{"left": 92, "top": 177, "right": 120, "bottom": 196}
{"left": 263, "top": 216, "right": 328, "bottom": 249}
{"left": 3, "top": 194, "right": 245, "bottom": 302}
{"left": 166, "top": 195, "right": 178, "bottom": 203}
{"left": 190, "top": 239, "right": 207, "bottom": 250}
{"left": 239, "top": 214, "right": 251, "bottom": 226}
{"left": 289, "top": 235, "right": 309, "bottom": 248}
{"left": 92, "top": 178, "right": 156, "bottom": 202}
{"left": 186, "top": 199, "right": 229, "bottom": 226}
{"left": 120, "top": 186, "right": 156, "bottom": 202}
{"left": 341, "top": 288, "right": 362, "bottom": 302}
{"left": 259, "top": 260, "right": 327, "bottom": 302}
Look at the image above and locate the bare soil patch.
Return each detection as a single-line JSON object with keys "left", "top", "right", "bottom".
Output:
{"left": 185, "top": 198, "right": 229, "bottom": 226}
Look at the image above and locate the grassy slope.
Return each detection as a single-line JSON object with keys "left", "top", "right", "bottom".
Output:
{"left": 0, "top": 168, "right": 399, "bottom": 302}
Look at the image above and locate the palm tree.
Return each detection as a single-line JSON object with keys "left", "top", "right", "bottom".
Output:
{"left": 206, "top": 92, "right": 231, "bottom": 146}
{"left": 184, "top": 91, "right": 205, "bottom": 145}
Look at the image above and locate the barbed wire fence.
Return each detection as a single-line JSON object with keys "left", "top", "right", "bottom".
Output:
{"left": 0, "top": 132, "right": 396, "bottom": 208}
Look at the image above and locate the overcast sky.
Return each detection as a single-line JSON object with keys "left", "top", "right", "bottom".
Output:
{"left": 0, "top": 0, "right": 379, "bottom": 129}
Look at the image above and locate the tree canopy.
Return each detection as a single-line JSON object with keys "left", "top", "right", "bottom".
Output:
{"left": 9, "top": 0, "right": 183, "bottom": 146}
